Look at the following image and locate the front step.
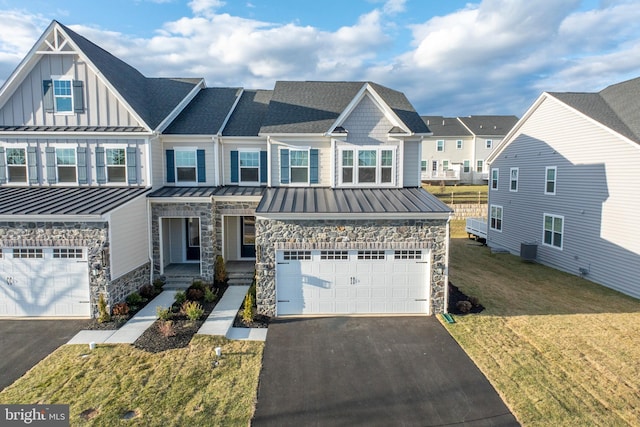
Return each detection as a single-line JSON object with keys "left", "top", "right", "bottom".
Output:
{"left": 227, "top": 271, "right": 254, "bottom": 286}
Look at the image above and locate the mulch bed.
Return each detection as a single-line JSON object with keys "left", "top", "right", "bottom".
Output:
{"left": 448, "top": 281, "right": 485, "bottom": 315}
{"left": 85, "top": 289, "right": 160, "bottom": 330}
{"left": 232, "top": 309, "right": 270, "bottom": 329}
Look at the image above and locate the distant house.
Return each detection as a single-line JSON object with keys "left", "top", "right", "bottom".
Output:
{"left": 421, "top": 115, "right": 517, "bottom": 184}
{"left": 486, "top": 77, "right": 640, "bottom": 299}
{"left": 0, "top": 21, "right": 452, "bottom": 318}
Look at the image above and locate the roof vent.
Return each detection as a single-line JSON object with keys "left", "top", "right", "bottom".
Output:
{"left": 442, "top": 120, "right": 445, "bottom": 125}
{"left": 333, "top": 126, "right": 348, "bottom": 134}
{"left": 479, "top": 125, "right": 483, "bottom": 129}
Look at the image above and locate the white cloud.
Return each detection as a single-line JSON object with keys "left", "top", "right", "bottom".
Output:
{"left": 383, "top": 0, "right": 406, "bottom": 15}
{"left": 188, "top": 0, "right": 226, "bottom": 17}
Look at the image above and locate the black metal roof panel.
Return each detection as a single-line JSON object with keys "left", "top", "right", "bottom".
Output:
{"left": 0, "top": 125, "right": 147, "bottom": 132}
{"left": 0, "top": 186, "right": 150, "bottom": 216}
{"left": 148, "top": 186, "right": 265, "bottom": 198}
{"left": 256, "top": 187, "right": 452, "bottom": 215}
{"left": 164, "top": 88, "right": 241, "bottom": 134}
{"left": 223, "top": 90, "right": 273, "bottom": 136}
{"left": 457, "top": 115, "right": 519, "bottom": 136}
{"left": 421, "top": 116, "right": 471, "bottom": 137}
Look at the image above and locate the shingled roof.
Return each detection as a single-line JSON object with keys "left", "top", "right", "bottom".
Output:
{"left": 457, "top": 115, "right": 519, "bottom": 136}
{"left": 421, "top": 116, "right": 472, "bottom": 137}
{"left": 259, "top": 81, "right": 429, "bottom": 135}
{"left": 58, "top": 22, "right": 201, "bottom": 130}
{"left": 164, "top": 87, "right": 241, "bottom": 134}
{"left": 223, "top": 89, "right": 273, "bottom": 136}
{"left": 550, "top": 76, "right": 640, "bottom": 144}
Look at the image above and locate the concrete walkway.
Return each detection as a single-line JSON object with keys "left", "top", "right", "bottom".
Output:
{"left": 68, "top": 286, "right": 267, "bottom": 345}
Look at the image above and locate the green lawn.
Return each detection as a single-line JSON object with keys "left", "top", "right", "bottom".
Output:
{"left": 0, "top": 336, "right": 263, "bottom": 426}
{"left": 446, "top": 220, "right": 640, "bottom": 425}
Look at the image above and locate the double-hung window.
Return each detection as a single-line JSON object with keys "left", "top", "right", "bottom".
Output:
{"left": 436, "top": 140, "right": 444, "bottom": 152}
{"left": 340, "top": 147, "right": 395, "bottom": 185}
{"left": 543, "top": 214, "right": 563, "bottom": 249}
{"left": 456, "top": 140, "right": 463, "bottom": 149}
{"left": 53, "top": 79, "right": 73, "bottom": 113}
{"left": 176, "top": 150, "right": 197, "bottom": 182}
{"left": 106, "top": 148, "right": 126, "bottom": 183}
{"left": 545, "top": 166, "right": 557, "bottom": 195}
{"left": 239, "top": 151, "right": 260, "bottom": 183}
{"left": 510, "top": 167, "right": 519, "bottom": 192}
{"left": 463, "top": 160, "right": 470, "bottom": 173}
{"left": 290, "top": 150, "right": 309, "bottom": 183}
{"left": 490, "top": 205, "right": 503, "bottom": 231}
{"left": 491, "top": 168, "right": 499, "bottom": 190}
{"left": 56, "top": 148, "right": 76, "bottom": 182}
{"left": 476, "top": 160, "right": 484, "bottom": 173}
{"left": 486, "top": 139, "right": 493, "bottom": 149}
{"left": 6, "top": 148, "right": 27, "bottom": 183}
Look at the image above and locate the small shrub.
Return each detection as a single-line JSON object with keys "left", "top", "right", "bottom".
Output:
{"left": 242, "top": 293, "right": 255, "bottom": 324}
{"left": 214, "top": 255, "right": 228, "bottom": 284}
{"left": 456, "top": 300, "right": 473, "bottom": 313}
{"left": 156, "top": 306, "right": 172, "bottom": 321}
{"left": 248, "top": 275, "right": 257, "bottom": 302}
{"left": 126, "top": 292, "right": 143, "bottom": 306}
{"left": 204, "top": 286, "right": 216, "bottom": 303}
{"left": 158, "top": 320, "right": 176, "bottom": 337}
{"left": 112, "top": 302, "right": 129, "bottom": 316}
{"left": 174, "top": 291, "right": 187, "bottom": 306}
{"left": 97, "top": 293, "right": 111, "bottom": 323}
{"left": 153, "top": 278, "right": 165, "bottom": 292}
{"left": 182, "top": 301, "right": 204, "bottom": 321}
{"left": 187, "top": 288, "right": 204, "bottom": 301}
{"left": 189, "top": 280, "right": 206, "bottom": 292}
{"left": 139, "top": 284, "right": 156, "bottom": 299}
{"left": 468, "top": 296, "right": 480, "bottom": 307}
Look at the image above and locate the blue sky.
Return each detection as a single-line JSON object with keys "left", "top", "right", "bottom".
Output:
{"left": 0, "top": 0, "right": 639, "bottom": 117}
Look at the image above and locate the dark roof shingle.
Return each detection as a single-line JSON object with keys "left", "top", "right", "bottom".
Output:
{"left": 164, "top": 88, "right": 241, "bottom": 134}
{"left": 223, "top": 90, "right": 273, "bottom": 136}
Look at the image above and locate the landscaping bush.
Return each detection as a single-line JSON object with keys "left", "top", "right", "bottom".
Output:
{"left": 112, "top": 302, "right": 129, "bottom": 316}
{"left": 153, "top": 278, "right": 165, "bottom": 293}
{"left": 204, "top": 286, "right": 216, "bottom": 303}
{"left": 182, "top": 301, "right": 204, "bottom": 321}
{"left": 242, "top": 293, "right": 255, "bottom": 324}
{"left": 187, "top": 288, "right": 204, "bottom": 301}
{"left": 456, "top": 300, "right": 473, "bottom": 313}
{"left": 158, "top": 320, "right": 176, "bottom": 337}
{"left": 126, "top": 292, "right": 143, "bottom": 306}
{"left": 174, "top": 291, "right": 187, "bottom": 306}
{"left": 97, "top": 293, "right": 111, "bottom": 323}
{"left": 214, "top": 255, "right": 228, "bottom": 285}
{"left": 139, "top": 284, "right": 156, "bottom": 300}
{"left": 156, "top": 306, "right": 172, "bottom": 321}
{"left": 189, "top": 280, "right": 206, "bottom": 292}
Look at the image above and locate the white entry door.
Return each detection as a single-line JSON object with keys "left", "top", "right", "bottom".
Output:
{"left": 276, "top": 249, "right": 430, "bottom": 316}
{"left": 0, "top": 248, "right": 90, "bottom": 317}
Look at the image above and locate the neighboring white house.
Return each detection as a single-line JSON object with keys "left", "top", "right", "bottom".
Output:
{"left": 0, "top": 21, "right": 452, "bottom": 318}
{"left": 486, "top": 77, "right": 640, "bottom": 300}
{"left": 421, "top": 115, "right": 518, "bottom": 184}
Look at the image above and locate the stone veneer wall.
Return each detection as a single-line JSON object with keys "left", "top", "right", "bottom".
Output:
{"left": 107, "top": 263, "right": 151, "bottom": 315}
{"left": 150, "top": 202, "right": 215, "bottom": 281}
{"left": 255, "top": 218, "right": 449, "bottom": 317}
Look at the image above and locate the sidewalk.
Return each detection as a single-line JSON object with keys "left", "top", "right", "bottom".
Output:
{"left": 68, "top": 286, "right": 267, "bottom": 345}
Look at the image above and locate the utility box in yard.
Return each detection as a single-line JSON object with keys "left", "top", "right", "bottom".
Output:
{"left": 520, "top": 243, "right": 537, "bottom": 262}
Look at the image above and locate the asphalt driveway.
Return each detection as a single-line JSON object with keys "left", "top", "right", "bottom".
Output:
{"left": 252, "top": 317, "right": 519, "bottom": 426}
{"left": 0, "top": 319, "right": 89, "bottom": 391}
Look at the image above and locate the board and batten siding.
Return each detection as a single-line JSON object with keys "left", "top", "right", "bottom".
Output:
{"left": 488, "top": 96, "right": 640, "bottom": 299}
{"left": 0, "top": 54, "right": 143, "bottom": 128}
{"left": 106, "top": 194, "right": 150, "bottom": 279}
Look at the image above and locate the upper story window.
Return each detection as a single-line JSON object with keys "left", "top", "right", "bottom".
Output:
{"left": 240, "top": 151, "right": 260, "bottom": 183}
{"left": 339, "top": 147, "right": 395, "bottom": 186}
{"left": 510, "top": 167, "right": 519, "bottom": 192}
{"left": 543, "top": 214, "right": 563, "bottom": 249}
{"left": 176, "top": 150, "right": 196, "bottom": 182}
{"left": 43, "top": 78, "right": 84, "bottom": 114}
{"left": 545, "top": 166, "right": 557, "bottom": 195}
{"left": 165, "top": 149, "right": 205, "bottom": 185}
{"left": 6, "top": 148, "right": 27, "bottom": 183}
{"left": 106, "top": 148, "right": 126, "bottom": 183}
{"left": 56, "top": 148, "right": 76, "bottom": 182}
{"left": 280, "top": 148, "right": 318, "bottom": 185}
{"left": 491, "top": 168, "right": 499, "bottom": 190}
{"left": 486, "top": 140, "right": 493, "bottom": 149}
{"left": 437, "top": 140, "right": 444, "bottom": 152}
{"left": 456, "top": 140, "right": 463, "bottom": 149}
{"left": 290, "top": 150, "right": 309, "bottom": 183}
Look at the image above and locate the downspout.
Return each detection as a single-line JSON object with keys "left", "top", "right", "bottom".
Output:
{"left": 267, "top": 136, "right": 272, "bottom": 187}
{"left": 213, "top": 135, "right": 220, "bottom": 186}
{"left": 147, "top": 196, "right": 154, "bottom": 285}
{"left": 444, "top": 215, "right": 451, "bottom": 314}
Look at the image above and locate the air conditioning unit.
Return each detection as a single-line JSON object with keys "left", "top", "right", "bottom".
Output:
{"left": 520, "top": 243, "right": 537, "bottom": 262}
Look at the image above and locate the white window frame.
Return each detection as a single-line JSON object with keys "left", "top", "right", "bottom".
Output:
{"left": 105, "top": 147, "right": 127, "bottom": 183}
{"left": 476, "top": 160, "right": 484, "bottom": 173}
{"left": 442, "top": 160, "right": 449, "bottom": 171}
{"left": 436, "top": 140, "right": 444, "bottom": 152}
{"left": 56, "top": 147, "right": 77, "bottom": 183}
{"left": 510, "top": 167, "right": 519, "bottom": 192}
{"left": 463, "top": 160, "right": 470, "bottom": 173}
{"left": 6, "top": 147, "right": 27, "bottom": 183}
{"left": 174, "top": 148, "right": 198, "bottom": 184}
{"left": 486, "top": 139, "right": 493, "bottom": 149}
{"left": 239, "top": 149, "right": 261, "bottom": 185}
{"left": 52, "top": 76, "right": 74, "bottom": 114}
{"left": 545, "top": 166, "right": 557, "bottom": 195}
{"left": 421, "top": 160, "right": 427, "bottom": 172}
{"left": 490, "top": 205, "right": 503, "bottom": 232}
{"left": 289, "top": 148, "right": 309, "bottom": 184}
{"left": 543, "top": 213, "right": 564, "bottom": 249}
{"left": 456, "top": 140, "right": 463, "bottom": 149}
{"left": 338, "top": 146, "right": 397, "bottom": 187}
{"left": 491, "top": 168, "right": 499, "bottom": 190}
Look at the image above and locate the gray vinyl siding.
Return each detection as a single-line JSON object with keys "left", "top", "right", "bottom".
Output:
{"left": 107, "top": 195, "right": 149, "bottom": 279}
{"left": 341, "top": 94, "right": 393, "bottom": 145}
{"left": 488, "top": 96, "right": 640, "bottom": 299}
{"left": 269, "top": 139, "right": 329, "bottom": 186}
{"left": 402, "top": 140, "right": 420, "bottom": 187}
{"left": 0, "top": 54, "right": 143, "bottom": 127}
{"left": 162, "top": 140, "right": 216, "bottom": 186}
{"left": 222, "top": 140, "right": 267, "bottom": 185}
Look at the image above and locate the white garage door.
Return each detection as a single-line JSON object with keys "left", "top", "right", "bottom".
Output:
{"left": 276, "top": 249, "right": 430, "bottom": 315}
{"left": 0, "top": 248, "right": 91, "bottom": 317}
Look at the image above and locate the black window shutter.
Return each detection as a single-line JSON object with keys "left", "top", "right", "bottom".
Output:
{"left": 0, "top": 147, "right": 6, "bottom": 184}
{"left": 127, "top": 147, "right": 138, "bottom": 184}
{"left": 95, "top": 147, "right": 106, "bottom": 184}
{"left": 166, "top": 150, "right": 175, "bottom": 183}
{"left": 43, "top": 80, "right": 54, "bottom": 113}
{"left": 280, "top": 149, "right": 289, "bottom": 184}
{"left": 73, "top": 81, "right": 85, "bottom": 113}
{"left": 230, "top": 150, "right": 239, "bottom": 183}
{"left": 45, "top": 147, "right": 57, "bottom": 184}
{"left": 27, "top": 147, "right": 39, "bottom": 184}
{"left": 197, "top": 149, "right": 206, "bottom": 183}
{"left": 77, "top": 147, "right": 88, "bottom": 184}
{"left": 260, "top": 150, "right": 268, "bottom": 183}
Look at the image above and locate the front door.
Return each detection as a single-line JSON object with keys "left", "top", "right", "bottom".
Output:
{"left": 240, "top": 216, "right": 256, "bottom": 258}
{"left": 185, "top": 218, "right": 200, "bottom": 261}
